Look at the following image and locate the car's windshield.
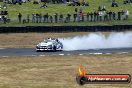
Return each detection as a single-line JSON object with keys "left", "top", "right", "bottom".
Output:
{"left": 42, "top": 40, "right": 53, "bottom": 43}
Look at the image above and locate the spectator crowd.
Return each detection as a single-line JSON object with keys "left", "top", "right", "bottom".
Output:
{"left": 18, "top": 8, "right": 129, "bottom": 24}
{"left": 0, "top": 0, "right": 131, "bottom": 24}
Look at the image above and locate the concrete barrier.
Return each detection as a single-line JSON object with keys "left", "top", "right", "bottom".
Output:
{"left": 0, "top": 25, "right": 132, "bottom": 33}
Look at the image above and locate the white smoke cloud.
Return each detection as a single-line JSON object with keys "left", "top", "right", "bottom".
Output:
{"left": 59, "top": 32, "right": 132, "bottom": 51}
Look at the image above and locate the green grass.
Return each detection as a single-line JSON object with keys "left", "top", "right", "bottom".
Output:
{"left": 0, "top": 0, "right": 132, "bottom": 26}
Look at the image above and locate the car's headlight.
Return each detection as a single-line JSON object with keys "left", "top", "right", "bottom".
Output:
{"left": 36, "top": 45, "right": 40, "bottom": 48}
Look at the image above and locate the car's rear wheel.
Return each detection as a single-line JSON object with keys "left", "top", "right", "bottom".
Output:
{"left": 53, "top": 46, "right": 56, "bottom": 52}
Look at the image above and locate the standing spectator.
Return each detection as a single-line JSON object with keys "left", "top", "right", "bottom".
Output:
{"left": 54, "top": 13, "right": 58, "bottom": 23}
{"left": 39, "top": 13, "right": 42, "bottom": 23}
{"left": 79, "top": 11, "right": 83, "bottom": 21}
{"left": 59, "top": 14, "right": 63, "bottom": 22}
{"left": 67, "top": 13, "right": 71, "bottom": 22}
{"left": 64, "top": 17, "right": 68, "bottom": 23}
{"left": 104, "top": 12, "right": 107, "bottom": 21}
{"left": 112, "top": 11, "right": 116, "bottom": 20}
{"left": 106, "top": 11, "right": 109, "bottom": 21}
{"left": 49, "top": 15, "right": 53, "bottom": 23}
{"left": 73, "top": 13, "right": 77, "bottom": 22}
{"left": 36, "top": 13, "right": 39, "bottom": 23}
{"left": 43, "top": 14, "right": 46, "bottom": 22}
{"left": 75, "top": 8, "right": 78, "bottom": 13}
{"left": 33, "top": 14, "right": 35, "bottom": 22}
{"left": 99, "top": 11, "right": 103, "bottom": 21}
{"left": 86, "top": 12, "right": 90, "bottom": 21}
{"left": 32, "top": 13, "right": 35, "bottom": 23}
{"left": 125, "top": 10, "right": 129, "bottom": 20}
{"left": 89, "top": 12, "right": 93, "bottom": 21}
{"left": 81, "top": 12, "right": 84, "bottom": 21}
{"left": 27, "top": 14, "right": 30, "bottom": 23}
{"left": 18, "top": 13, "right": 22, "bottom": 23}
{"left": 74, "top": 8, "right": 78, "bottom": 22}
{"left": 108, "top": 10, "right": 112, "bottom": 20}
{"left": 117, "top": 11, "right": 121, "bottom": 20}
{"left": 93, "top": 11, "right": 97, "bottom": 21}
{"left": 45, "top": 13, "right": 49, "bottom": 22}
{"left": 121, "top": 10, "right": 125, "bottom": 20}
{"left": 43, "top": 13, "right": 48, "bottom": 23}
{"left": 102, "top": 10, "right": 106, "bottom": 21}
{"left": 96, "top": 11, "right": 99, "bottom": 21}
{"left": 2, "top": 16, "right": 6, "bottom": 24}
{"left": 104, "top": 11, "right": 109, "bottom": 21}
{"left": 77, "top": 12, "right": 80, "bottom": 22}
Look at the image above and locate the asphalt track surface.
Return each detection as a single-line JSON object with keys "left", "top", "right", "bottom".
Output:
{"left": 0, "top": 48, "right": 132, "bottom": 57}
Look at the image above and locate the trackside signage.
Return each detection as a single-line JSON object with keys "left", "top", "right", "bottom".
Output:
{"left": 76, "top": 67, "right": 131, "bottom": 85}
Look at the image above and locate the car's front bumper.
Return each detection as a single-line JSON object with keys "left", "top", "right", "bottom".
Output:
{"left": 36, "top": 48, "right": 53, "bottom": 51}
{"left": 36, "top": 46, "right": 53, "bottom": 51}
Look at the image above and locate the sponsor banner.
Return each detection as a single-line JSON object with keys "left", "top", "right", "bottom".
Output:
{"left": 76, "top": 74, "right": 131, "bottom": 85}
{"left": 76, "top": 67, "right": 131, "bottom": 85}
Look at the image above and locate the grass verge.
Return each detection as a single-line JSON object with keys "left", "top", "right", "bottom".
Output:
{"left": 0, "top": 32, "right": 111, "bottom": 48}
{"left": 0, "top": 54, "right": 132, "bottom": 88}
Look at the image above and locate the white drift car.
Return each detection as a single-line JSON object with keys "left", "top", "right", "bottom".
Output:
{"left": 36, "top": 38, "right": 63, "bottom": 52}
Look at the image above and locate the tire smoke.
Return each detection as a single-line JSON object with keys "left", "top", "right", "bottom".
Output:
{"left": 59, "top": 32, "right": 132, "bottom": 51}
